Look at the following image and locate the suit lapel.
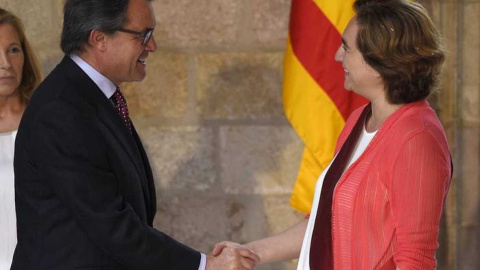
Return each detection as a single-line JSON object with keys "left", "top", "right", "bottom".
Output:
{"left": 96, "top": 105, "right": 147, "bottom": 180}
{"left": 60, "top": 56, "right": 151, "bottom": 205}
{"left": 131, "top": 126, "right": 156, "bottom": 223}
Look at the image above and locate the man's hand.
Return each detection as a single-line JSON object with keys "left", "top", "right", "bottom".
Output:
{"left": 206, "top": 241, "right": 261, "bottom": 270}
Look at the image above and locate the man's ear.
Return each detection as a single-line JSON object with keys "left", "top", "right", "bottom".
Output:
{"left": 88, "top": 29, "right": 108, "bottom": 52}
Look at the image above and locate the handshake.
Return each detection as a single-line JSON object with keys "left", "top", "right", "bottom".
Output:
{"left": 205, "top": 241, "right": 261, "bottom": 270}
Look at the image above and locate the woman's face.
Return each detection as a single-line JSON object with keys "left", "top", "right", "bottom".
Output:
{"left": 0, "top": 23, "right": 24, "bottom": 99}
{"left": 334, "top": 18, "right": 382, "bottom": 99}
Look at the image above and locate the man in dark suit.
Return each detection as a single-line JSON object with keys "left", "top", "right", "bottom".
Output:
{"left": 12, "top": 0, "right": 259, "bottom": 269}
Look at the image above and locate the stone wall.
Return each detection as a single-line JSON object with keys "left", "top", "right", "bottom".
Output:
{"left": 0, "top": 0, "right": 478, "bottom": 269}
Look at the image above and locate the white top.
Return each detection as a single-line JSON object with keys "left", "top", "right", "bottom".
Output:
{"left": 69, "top": 55, "right": 207, "bottom": 269}
{"left": 0, "top": 130, "right": 17, "bottom": 270}
{"left": 296, "top": 124, "right": 376, "bottom": 270}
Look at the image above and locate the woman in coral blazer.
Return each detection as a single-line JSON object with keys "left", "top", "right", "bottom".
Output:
{"left": 213, "top": 1, "right": 452, "bottom": 269}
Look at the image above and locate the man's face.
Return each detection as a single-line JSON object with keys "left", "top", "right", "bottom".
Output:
{"left": 105, "top": 0, "right": 157, "bottom": 85}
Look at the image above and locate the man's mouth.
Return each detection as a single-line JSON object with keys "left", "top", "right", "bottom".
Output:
{"left": 138, "top": 58, "right": 146, "bottom": 65}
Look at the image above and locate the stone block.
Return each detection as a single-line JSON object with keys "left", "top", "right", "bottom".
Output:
{"left": 417, "top": 1, "right": 457, "bottom": 127}
{"left": 461, "top": 2, "right": 480, "bottom": 124}
{"left": 443, "top": 173, "right": 457, "bottom": 227}
{"left": 436, "top": 215, "right": 451, "bottom": 270}
{"left": 437, "top": 225, "right": 456, "bottom": 270}
{"left": 122, "top": 50, "right": 188, "bottom": 118}
{"left": 260, "top": 195, "right": 304, "bottom": 234}
{"left": 457, "top": 226, "right": 480, "bottom": 270}
{"left": 137, "top": 125, "right": 217, "bottom": 191}
{"left": 0, "top": 0, "right": 62, "bottom": 50}
{"left": 38, "top": 49, "right": 64, "bottom": 77}
{"left": 459, "top": 126, "right": 480, "bottom": 226}
{"left": 416, "top": 0, "right": 435, "bottom": 19}
{"left": 233, "top": 194, "right": 302, "bottom": 270}
{"left": 220, "top": 126, "right": 303, "bottom": 194}
{"left": 230, "top": 194, "right": 303, "bottom": 242}
{"left": 435, "top": 2, "right": 457, "bottom": 125}
{"left": 153, "top": 0, "right": 243, "bottom": 48}
{"left": 153, "top": 192, "right": 301, "bottom": 269}
{"left": 252, "top": 0, "right": 291, "bottom": 48}
{"left": 443, "top": 124, "right": 455, "bottom": 151}
{"left": 153, "top": 191, "right": 230, "bottom": 252}
{"left": 197, "top": 52, "right": 285, "bottom": 119}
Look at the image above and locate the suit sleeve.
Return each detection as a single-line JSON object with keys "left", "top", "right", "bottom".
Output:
{"left": 30, "top": 100, "right": 200, "bottom": 270}
{"left": 390, "top": 129, "right": 451, "bottom": 270}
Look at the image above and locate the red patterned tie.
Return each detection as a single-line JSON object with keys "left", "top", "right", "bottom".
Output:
{"left": 309, "top": 104, "right": 371, "bottom": 270}
{"left": 110, "top": 87, "right": 132, "bottom": 133}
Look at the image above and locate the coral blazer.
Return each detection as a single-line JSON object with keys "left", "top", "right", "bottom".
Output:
{"left": 331, "top": 100, "right": 451, "bottom": 270}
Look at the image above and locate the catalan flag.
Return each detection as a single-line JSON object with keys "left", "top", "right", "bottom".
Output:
{"left": 284, "top": 0, "right": 367, "bottom": 213}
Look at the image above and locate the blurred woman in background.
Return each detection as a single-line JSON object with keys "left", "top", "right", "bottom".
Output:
{"left": 0, "top": 8, "right": 41, "bottom": 269}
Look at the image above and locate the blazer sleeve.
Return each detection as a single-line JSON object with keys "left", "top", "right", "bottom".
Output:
{"left": 29, "top": 100, "right": 200, "bottom": 270}
{"left": 390, "top": 129, "right": 451, "bottom": 270}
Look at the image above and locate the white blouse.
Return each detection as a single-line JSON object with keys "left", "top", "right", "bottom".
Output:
{"left": 0, "top": 130, "right": 17, "bottom": 270}
{"left": 296, "top": 125, "right": 376, "bottom": 270}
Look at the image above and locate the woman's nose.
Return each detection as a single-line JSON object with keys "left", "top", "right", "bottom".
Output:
{"left": 334, "top": 46, "right": 344, "bottom": 62}
{"left": 0, "top": 52, "right": 12, "bottom": 69}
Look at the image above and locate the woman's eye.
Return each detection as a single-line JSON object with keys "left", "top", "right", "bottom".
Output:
{"left": 9, "top": 46, "right": 22, "bottom": 54}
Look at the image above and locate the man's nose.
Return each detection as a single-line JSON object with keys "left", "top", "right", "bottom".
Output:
{"left": 145, "top": 35, "right": 157, "bottom": 52}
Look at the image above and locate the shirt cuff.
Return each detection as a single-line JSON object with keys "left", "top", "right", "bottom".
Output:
{"left": 198, "top": 253, "right": 207, "bottom": 270}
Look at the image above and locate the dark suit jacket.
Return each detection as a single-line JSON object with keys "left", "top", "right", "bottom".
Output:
{"left": 12, "top": 56, "right": 200, "bottom": 270}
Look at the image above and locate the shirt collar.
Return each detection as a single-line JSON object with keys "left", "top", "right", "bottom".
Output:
{"left": 69, "top": 54, "right": 117, "bottom": 99}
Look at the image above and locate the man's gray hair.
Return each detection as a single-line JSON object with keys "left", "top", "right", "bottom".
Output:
{"left": 61, "top": 0, "right": 151, "bottom": 54}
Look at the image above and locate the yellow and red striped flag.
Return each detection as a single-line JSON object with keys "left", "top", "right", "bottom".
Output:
{"left": 284, "top": 0, "right": 367, "bottom": 213}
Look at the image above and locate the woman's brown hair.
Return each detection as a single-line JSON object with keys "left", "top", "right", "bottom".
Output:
{"left": 0, "top": 8, "right": 42, "bottom": 104}
{"left": 353, "top": 0, "right": 445, "bottom": 104}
